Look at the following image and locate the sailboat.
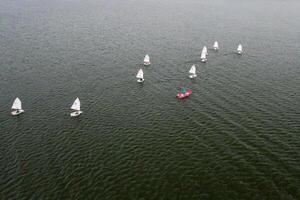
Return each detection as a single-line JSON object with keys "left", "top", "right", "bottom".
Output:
{"left": 189, "top": 65, "right": 197, "bottom": 78}
{"left": 11, "top": 97, "right": 24, "bottom": 116}
{"left": 70, "top": 97, "right": 82, "bottom": 117}
{"left": 237, "top": 44, "right": 243, "bottom": 54}
{"left": 213, "top": 41, "right": 219, "bottom": 50}
{"left": 136, "top": 69, "right": 144, "bottom": 83}
{"left": 143, "top": 54, "right": 150, "bottom": 66}
{"left": 201, "top": 50, "right": 207, "bottom": 62}
{"left": 203, "top": 46, "right": 208, "bottom": 56}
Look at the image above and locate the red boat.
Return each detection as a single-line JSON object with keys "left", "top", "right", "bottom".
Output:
{"left": 176, "top": 88, "right": 192, "bottom": 99}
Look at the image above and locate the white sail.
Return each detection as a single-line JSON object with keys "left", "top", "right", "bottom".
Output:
{"left": 203, "top": 46, "right": 208, "bottom": 55}
{"left": 201, "top": 51, "right": 206, "bottom": 59}
{"left": 201, "top": 51, "right": 207, "bottom": 62}
{"left": 71, "top": 98, "right": 80, "bottom": 111}
{"left": 189, "top": 65, "right": 196, "bottom": 75}
{"left": 144, "top": 55, "right": 150, "bottom": 63}
{"left": 213, "top": 41, "right": 219, "bottom": 50}
{"left": 237, "top": 44, "right": 243, "bottom": 52}
{"left": 12, "top": 97, "right": 22, "bottom": 110}
{"left": 136, "top": 69, "right": 143, "bottom": 79}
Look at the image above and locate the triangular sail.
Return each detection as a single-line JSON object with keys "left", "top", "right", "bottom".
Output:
{"left": 237, "top": 44, "right": 242, "bottom": 52}
{"left": 71, "top": 98, "right": 80, "bottom": 111}
{"left": 203, "top": 46, "right": 208, "bottom": 55}
{"left": 144, "top": 55, "right": 150, "bottom": 63}
{"left": 201, "top": 51, "right": 206, "bottom": 59}
{"left": 12, "top": 97, "right": 22, "bottom": 110}
{"left": 136, "top": 69, "right": 143, "bottom": 79}
{"left": 213, "top": 41, "right": 219, "bottom": 49}
{"left": 189, "top": 65, "right": 196, "bottom": 74}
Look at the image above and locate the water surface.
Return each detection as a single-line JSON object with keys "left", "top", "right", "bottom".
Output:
{"left": 1, "top": 0, "right": 300, "bottom": 199}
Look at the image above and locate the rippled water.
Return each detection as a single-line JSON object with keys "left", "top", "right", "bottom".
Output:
{"left": 1, "top": 0, "right": 300, "bottom": 199}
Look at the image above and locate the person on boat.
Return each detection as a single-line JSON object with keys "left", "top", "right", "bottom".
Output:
{"left": 181, "top": 88, "right": 187, "bottom": 94}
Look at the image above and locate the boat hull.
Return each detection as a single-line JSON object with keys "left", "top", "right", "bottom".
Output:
{"left": 70, "top": 111, "right": 82, "bottom": 117}
{"left": 237, "top": 51, "right": 242, "bottom": 54}
{"left": 143, "top": 62, "right": 150, "bottom": 66}
{"left": 201, "top": 58, "right": 207, "bottom": 62}
{"left": 137, "top": 78, "right": 145, "bottom": 83}
{"left": 11, "top": 109, "right": 24, "bottom": 116}
{"left": 189, "top": 74, "right": 197, "bottom": 79}
{"left": 176, "top": 89, "right": 192, "bottom": 99}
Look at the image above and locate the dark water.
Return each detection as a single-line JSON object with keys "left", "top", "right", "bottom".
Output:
{"left": 1, "top": 0, "right": 300, "bottom": 199}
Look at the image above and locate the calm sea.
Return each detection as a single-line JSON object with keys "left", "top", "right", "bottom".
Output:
{"left": 1, "top": 0, "right": 300, "bottom": 199}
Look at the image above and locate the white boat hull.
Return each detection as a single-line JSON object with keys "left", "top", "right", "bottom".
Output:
{"left": 70, "top": 111, "right": 82, "bottom": 117}
{"left": 201, "top": 58, "right": 207, "bottom": 62}
{"left": 137, "top": 78, "right": 145, "bottom": 83}
{"left": 144, "top": 62, "right": 151, "bottom": 66}
{"left": 237, "top": 51, "right": 242, "bottom": 54}
{"left": 214, "top": 47, "right": 219, "bottom": 50}
{"left": 189, "top": 74, "right": 197, "bottom": 79}
{"left": 11, "top": 109, "right": 24, "bottom": 116}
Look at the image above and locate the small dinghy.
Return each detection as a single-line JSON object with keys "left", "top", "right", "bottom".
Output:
{"left": 189, "top": 65, "right": 197, "bottom": 78}
{"left": 136, "top": 68, "right": 144, "bottom": 83}
{"left": 143, "top": 54, "right": 150, "bottom": 66}
{"left": 201, "top": 50, "right": 207, "bottom": 62}
{"left": 237, "top": 44, "right": 243, "bottom": 54}
{"left": 213, "top": 41, "right": 219, "bottom": 50}
{"left": 70, "top": 97, "right": 82, "bottom": 117}
{"left": 176, "top": 88, "right": 192, "bottom": 99}
{"left": 203, "top": 46, "right": 208, "bottom": 56}
{"left": 11, "top": 97, "right": 24, "bottom": 116}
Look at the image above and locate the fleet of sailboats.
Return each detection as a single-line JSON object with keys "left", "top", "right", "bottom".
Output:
{"left": 9, "top": 43, "right": 245, "bottom": 114}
